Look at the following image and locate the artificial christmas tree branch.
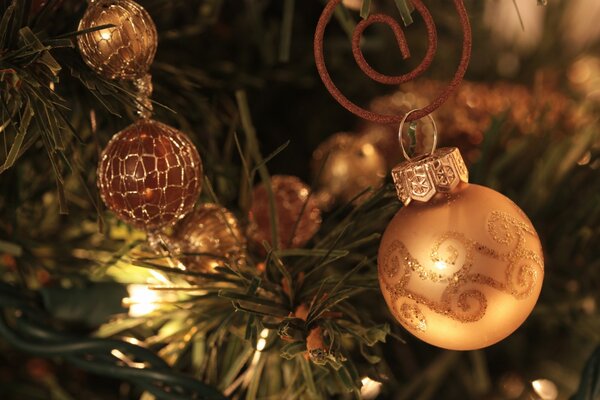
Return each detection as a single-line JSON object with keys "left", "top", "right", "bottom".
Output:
{"left": 0, "top": 0, "right": 599, "bottom": 398}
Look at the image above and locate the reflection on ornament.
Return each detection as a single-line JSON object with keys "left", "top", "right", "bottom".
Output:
{"left": 311, "top": 133, "right": 386, "bottom": 206}
{"left": 77, "top": 0, "right": 157, "bottom": 80}
{"left": 97, "top": 119, "right": 202, "bottom": 231}
{"left": 249, "top": 175, "right": 322, "bottom": 249}
{"left": 170, "top": 203, "right": 245, "bottom": 274}
{"left": 378, "top": 148, "right": 544, "bottom": 350}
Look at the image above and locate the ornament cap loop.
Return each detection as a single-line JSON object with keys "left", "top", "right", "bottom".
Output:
{"left": 391, "top": 147, "right": 468, "bottom": 205}
{"left": 398, "top": 109, "right": 438, "bottom": 161}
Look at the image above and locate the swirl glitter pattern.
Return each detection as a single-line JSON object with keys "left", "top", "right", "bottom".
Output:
{"left": 379, "top": 211, "right": 543, "bottom": 331}
{"left": 97, "top": 119, "right": 202, "bottom": 231}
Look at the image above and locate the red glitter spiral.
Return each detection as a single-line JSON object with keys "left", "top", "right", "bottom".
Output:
{"left": 314, "top": 0, "right": 472, "bottom": 124}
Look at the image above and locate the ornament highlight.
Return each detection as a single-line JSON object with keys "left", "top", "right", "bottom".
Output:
{"left": 311, "top": 133, "right": 386, "bottom": 206}
{"left": 378, "top": 147, "right": 544, "bottom": 350}
{"left": 77, "top": 0, "right": 158, "bottom": 80}
{"left": 249, "top": 175, "right": 322, "bottom": 249}
{"left": 97, "top": 119, "right": 202, "bottom": 231}
{"left": 170, "top": 203, "right": 246, "bottom": 274}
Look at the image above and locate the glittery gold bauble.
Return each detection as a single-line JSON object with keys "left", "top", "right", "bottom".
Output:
{"left": 170, "top": 203, "right": 245, "bottom": 273}
{"left": 249, "top": 175, "right": 322, "bottom": 249}
{"left": 378, "top": 148, "right": 544, "bottom": 350}
{"left": 97, "top": 119, "right": 202, "bottom": 231}
{"left": 361, "top": 80, "right": 583, "bottom": 163}
{"left": 311, "top": 133, "right": 386, "bottom": 205}
{"left": 77, "top": 0, "right": 157, "bottom": 80}
{"left": 569, "top": 56, "right": 600, "bottom": 102}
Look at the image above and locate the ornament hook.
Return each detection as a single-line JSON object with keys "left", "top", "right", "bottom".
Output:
{"left": 314, "top": 0, "right": 471, "bottom": 123}
{"left": 398, "top": 109, "right": 438, "bottom": 161}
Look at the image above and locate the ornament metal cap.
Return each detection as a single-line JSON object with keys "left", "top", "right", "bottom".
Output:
{"left": 391, "top": 147, "right": 469, "bottom": 205}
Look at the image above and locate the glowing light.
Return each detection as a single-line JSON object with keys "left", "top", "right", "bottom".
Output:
{"left": 360, "top": 377, "right": 382, "bottom": 399}
{"left": 99, "top": 30, "right": 112, "bottom": 40}
{"left": 434, "top": 260, "right": 447, "bottom": 270}
{"left": 246, "top": 328, "right": 270, "bottom": 382}
{"left": 256, "top": 329, "right": 269, "bottom": 352}
{"left": 149, "top": 270, "right": 171, "bottom": 285}
{"left": 125, "top": 285, "right": 159, "bottom": 317}
{"left": 361, "top": 143, "right": 376, "bottom": 157}
{"left": 531, "top": 379, "right": 558, "bottom": 400}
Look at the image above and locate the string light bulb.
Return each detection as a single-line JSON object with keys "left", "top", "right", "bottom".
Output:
{"left": 124, "top": 284, "right": 159, "bottom": 317}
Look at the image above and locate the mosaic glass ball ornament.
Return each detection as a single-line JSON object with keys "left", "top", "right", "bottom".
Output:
{"left": 378, "top": 147, "right": 544, "bottom": 350}
{"left": 311, "top": 133, "right": 386, "bottom": 205}
{"left": 97, "top": 119, "right": 202, "bottom": 231}
{"left": 249, "top": 175, "right": 322, "bottom": 249}
{"left": 77, "top": 0, "right": 157, "bottom": 80}
{"left": 170, "top": 203, "right": 246, "bottom": 274}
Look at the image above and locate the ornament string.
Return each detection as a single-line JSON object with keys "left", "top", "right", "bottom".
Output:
{"left": 314, "top": 0, "right": 472, "bottom": 124}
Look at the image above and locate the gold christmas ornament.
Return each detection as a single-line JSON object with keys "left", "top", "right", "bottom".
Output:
{"left": 249, "top": 175, "right": 322, "bottom": 250}
{"left": 311, "top": 132, "right": 386, "bottom": 206}
{"left": 378, "top": 145, "right": 544, "bottom": 350}
{"left": 360, "top": 80, "right": 582, "bottom": 163}
{"left": 77, "top": 0, "right": 158, "bottom": 80}
{"left": 97, "top": 119, "right": 203, "bottom": 231}
{"left": 569, "top": 56, "right": 600, "bottom": 102}
{"left": 342, "top": 0, "right": 362, "bottom": 11}
{"left": 169, "top": 203, "right": 246, "bottom": 274}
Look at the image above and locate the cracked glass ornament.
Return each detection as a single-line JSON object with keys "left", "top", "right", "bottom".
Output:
{"left": 249, "top": 175, "right": 322, "bottom": 250}
{"left": 97, "top": 119, "right": 202, "bottom": 231}
{"left": 378, "top": 147, "right": 544, "bottom": 350}
{"left": 77, "top": 0, "right": 157, "bottom": 80}
{"left": 169, "top": 203, "right": 246, "bottom": 274}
